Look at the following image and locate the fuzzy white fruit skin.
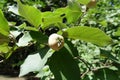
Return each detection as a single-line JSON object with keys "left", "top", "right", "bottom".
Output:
{"left": 48, "top": 33, "right": 64, "bottom": 51}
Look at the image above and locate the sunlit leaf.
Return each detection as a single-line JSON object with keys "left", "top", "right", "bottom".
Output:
{"left": 17, "top": 32, "right": 32, "bottom": 47}
{"left": 0, "top": 9, "right": 9, "bottom": 36}
{"left": 67, "top": 0, "right": 82, "bottom": 23}
{"left": 63, "top": 26, "right": 112, "bottom": 46}
{"left": 17, "top": 0, "right": 41, "bottom": 27}
{"left": 99, "top": 20, "right": 108, "bottom": 27}
{"left": 68, "top": 0, "right": 81, "bottom": 10}
{"left": 113, "top": 27, "right": 120, "bottom": 36}
{"left": 41, "top": 12, "right": 63, "bottom": 29}
{"left": 0, "top": 0, "right": 7, "bottom": 9}
{"left": 10, "top": 30, "right": 21, "bottom": 38}
{"left": 66, "top": 9, "right": 82, "bottom": 23}
{"left": 0, "top": 43, "right": 10, "bottom": 53}
{"left": 19, "top": 47, "right": 54, "bottom": 77}
{"left": 36, "top": 65, "right": 51, "bottom": 78}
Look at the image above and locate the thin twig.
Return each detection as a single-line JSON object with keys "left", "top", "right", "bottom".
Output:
{"left": 81, "top": 68, "right": 89, "bottom": 78}
{"left": 81, "top": 65, "right": 111, "bottom": 78}
{"left": 74, "top": 56, "right": 92, "bottom": 70}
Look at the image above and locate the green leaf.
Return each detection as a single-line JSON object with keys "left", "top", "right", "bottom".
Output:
{"left": 18, "top": 22, "right": 26, "bottom": 29}
{"left": 4, "top": 46, "right": 17, "bottom": 59}
{"left": 48, "top": 47, "right": 80, "bottom": 80}
{"left": 113, "top": 27, "right": 120, "bottom": 36}
{"left": 19, "top": 46, "right": 54, "bottom": 77}
{"left": 0, "top": 9, "right": 9, "bottom": 36}
{"left": 100, "top": 49, "right": 120, "bottom": 64}
{"left": 17, "top": 0, "right": 41, "bottom": 27}
{"left": 10, "top": 23, "right": 25, "bottom": 38}
{"left": 63, "top": 26, "right": 112, "bottom": 46}
{"left": 0, "top": 0, "right": 7, "bottom": 9}
{"left": 55, "top": 6, "right": 82, "bottom": 24}
{"left": 17, "top": 32, "right": 32, "bottom": 47}
{"left": 64, "top": 39, "right": 79, "bottom": 57}
{"left": 18, "top": 23, "right": 38, "bottom": 31}
{"left": 66, "top": 9, "right": 82, "bottom": 23}
{"left": 36, "top": 65, "right": 51, "bottom": 78}
{"left": 77, "top": 0, "right": 90, "bottom": 4}
{"left": 54, "top": 7, "right": 67, "bottom": 14}
{"left": 93, "top": 69, "right": 120, "bottom": 80}
{"left": 99, "top": 20, "right": 108, "bottom": 27}
{"left": 29, "top": 31, "right": 48, "bottom": 44}
{"left": 41, "top": 12, "right": 63, "bottom": 29}
{"left": 68, "top": 0, "right": 81, "bottom": 11}
{"left": 0, "top": 43, "right": 10, "bottom": 53}
{"left": 55, "top": 7, "right": 82, "bottom": 24}
{"left": 67, "top": 0, "right": 82, "bottom": 23}
{"left": 0, "top": 33, "right": 9, "bottom": 45}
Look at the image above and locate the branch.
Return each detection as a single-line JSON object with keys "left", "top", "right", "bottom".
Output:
{"left": 74, "top": 56, "right": 92, "bottom": 70}
{"left": 81, "top": 65, "right": 111, "bottom": 78}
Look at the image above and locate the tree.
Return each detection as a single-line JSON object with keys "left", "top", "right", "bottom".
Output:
{"left": 0, "top": 0, "right": 120, "bottom": 80}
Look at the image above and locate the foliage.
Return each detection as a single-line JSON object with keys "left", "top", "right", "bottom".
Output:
{"left": 0, "top": 0, "right": 120, "bottom": 80}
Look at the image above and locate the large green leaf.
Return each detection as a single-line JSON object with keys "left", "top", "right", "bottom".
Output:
{"left": 41, "top": 12, "right": 63, "bottom": 29}
{"left": 93, "top": 69, "right": 120, "bottom": 80}
{"left": 0, "top": 9, "right": 9, "bottom": 36}
{"left": 63, "top": 26, "right": 112, "bottom": 46}
{"left": 0, "top": 10, "right": 10, "bottom": 53}
{"left": 83, "top": 68, "right": 120, "bottom": 80}
{"left": 54, "top": 6, "right": 82, "bottom": 24}
{"left": 19, "top": 46, "right": 54, "bottom": 77}
{"left": 64, "top": 39, "right": 79, "bottom": 57}
{"left": 17, "top": 0, "right": 41, "bottom": 27}
{"left": 48, "top": 46, "right": 80, "bottom": 80}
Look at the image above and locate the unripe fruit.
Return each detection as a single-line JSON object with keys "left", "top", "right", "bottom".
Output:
{"left": 87, "top": 0, "right": 97, "bottom": 8}
{"left": 48, "top": 33, "right": 64, "bottom": 51}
